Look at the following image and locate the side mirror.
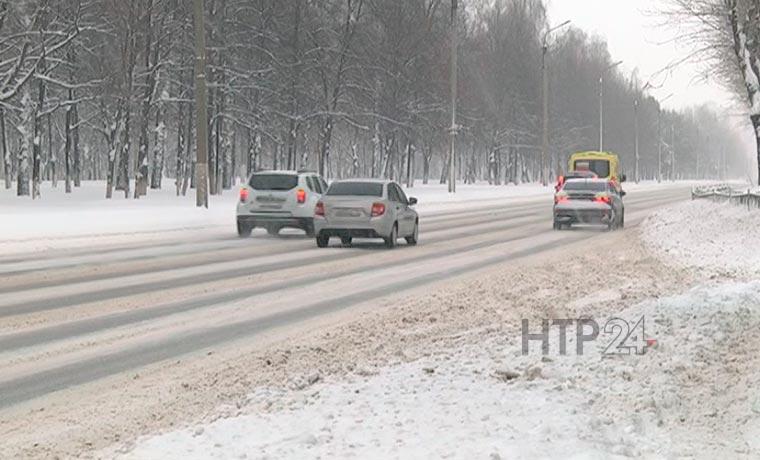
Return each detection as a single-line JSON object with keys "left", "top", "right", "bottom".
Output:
{"left": 408, "top": 197, "right": 418, "bottom": 206}
{"left": 620, "top": 190, "right": 627, "bottom": 198}
{"left": 620, "top": 174, "right": 627, "bottom": 183}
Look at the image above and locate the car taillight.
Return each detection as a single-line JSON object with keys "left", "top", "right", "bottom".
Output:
{"left": 371, "top": 202, "right": 385, "bottom": 217}
{"left": 554, "top": 194, "right": 569, "bottom": 204}
{"left": 315, "top": 201, "right": 325, "bottom": 217}
{"left": 594, "top": 195, "right": 611, "bottom": 204}
{"left": 239, "top": 188, "right": 249, "bottom": 202}
{"left": 296, "top": 188, "right": 306, "bottom": 204}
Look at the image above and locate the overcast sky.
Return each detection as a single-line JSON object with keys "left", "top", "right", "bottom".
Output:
{"left": 546, "top": 0, "right": 755, "bottom": 173}
{"left": 546, "top": 0, "right": 733, "bottom": 111}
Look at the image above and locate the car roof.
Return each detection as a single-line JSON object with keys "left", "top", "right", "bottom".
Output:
{"left": 564, "top": 178, "right": 609, "bottom": 185}
{"left": 330, "top": 178, "right": 390, "bottom": 184}
{"left": 252, "top": 170, "right": 317, "bottom": 176}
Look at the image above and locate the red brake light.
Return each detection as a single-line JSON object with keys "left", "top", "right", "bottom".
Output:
{"left": 594, "top": 195, "right": 611, "bottom": 204}
{"left": 555, "top": 194, "right": 569, "bottom": 204}
{"left": 296, "top": 188, "right": 306, "bottom": 204}
{"left": 371, "top": 202, "right": 385, "bottom": 217}
{"left": 315, "top": 201, "right": 325, "bottom": 217}
{"left": 239, "top": 188, "right": 249, "bottom": 202}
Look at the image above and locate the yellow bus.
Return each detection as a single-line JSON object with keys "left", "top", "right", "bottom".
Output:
{"left": 568, "top": 151, "right": 626, "bottom": 184}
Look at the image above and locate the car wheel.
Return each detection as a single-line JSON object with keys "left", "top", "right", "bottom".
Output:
{"left": 607, "top": 212, "right": 616, "bottom": 231}
{"left": 316, "top": 234, "right": 329, "bottom": 248}
{"left": 405, "top": 221, "right": 419, "bottom": 245}
{"left": 304, "top": 219, "right": 315, "bottom": 237}
{"left": 385, "top": 223, "right": 398, "bottom": 249}
{"left": 237, "top": 221, "right": 252, "bottom": 238}
{"left": 341, "top": 236, "right": 352, "bottom": 246}
{"left": 619, "top": 212, "right": 625, "bottom": 228}
{"left": 553, "top": 221, "right": 561, "bottom": 231}
{"left": 266, "top": 225, "right": 280, "bottom": 236}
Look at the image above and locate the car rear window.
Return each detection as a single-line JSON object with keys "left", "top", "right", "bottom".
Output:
{"left": 249, "top": 174, "right": 298, "bottom": 191}
{"left": 573, "top": 160, "right": 610, "bottom": 178}
{"left": 326, "top": 182, "right": 383, "bottom": 197}
{"left": 562, "top": 181, "right": 607, "bottom": 192}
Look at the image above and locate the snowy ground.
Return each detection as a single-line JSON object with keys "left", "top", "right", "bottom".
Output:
{"left": 114, "top": 282, "right": 760, "bottom": 460}
{"left": 641, "top": 199, "right": 760, "bottom": 277}
{"left": 0, "top": 179, "right": 700, "bottom": 255}
{"left": 102, "top": 195, "right": 760, "bottom": 460}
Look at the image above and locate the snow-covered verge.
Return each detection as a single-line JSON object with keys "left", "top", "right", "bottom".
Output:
{"left": 641, "top": 199, "right": 760, "bottom": 277}
{"left": 114, "top": 281, "right": 760, "bottom": 460}
{"left": 100, "top": 231, "right": 760, "bottom": 460}
{"left": 0, "top": 180, "right": 696, "bottom": 254}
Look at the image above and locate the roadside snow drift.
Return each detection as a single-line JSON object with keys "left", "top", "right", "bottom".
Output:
{"left": 641, "top": 199, "right": 760, "bottom": 276}
{"left": 115, "top": 280, "right": 760, "bottom": 460}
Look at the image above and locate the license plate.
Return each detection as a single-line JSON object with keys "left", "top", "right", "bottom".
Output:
{"left": 336, "top": 209, "right": 361, "bottom": 217}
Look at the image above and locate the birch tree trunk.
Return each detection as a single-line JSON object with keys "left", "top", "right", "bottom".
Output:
{"left": 17, "top": 90, "right": 34, "bottom": 197}
{"left": 1, "top": 108, "right": 10, "bottom": 189}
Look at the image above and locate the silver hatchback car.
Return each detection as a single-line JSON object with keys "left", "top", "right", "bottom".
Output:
{"left": 314, "top": 179, "right": 419, "bottom": 248}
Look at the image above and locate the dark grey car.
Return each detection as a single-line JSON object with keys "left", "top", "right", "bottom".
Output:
{"left": 553, "top": 178, "right": 625, "bottom": 230}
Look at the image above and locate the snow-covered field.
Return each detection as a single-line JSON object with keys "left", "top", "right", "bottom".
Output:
{"left": 641, "top": 199, "right": 760, "bottom": 277}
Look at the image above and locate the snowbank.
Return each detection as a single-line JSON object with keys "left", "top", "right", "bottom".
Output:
{"left": 115, "top": 281, "right": 760, "bottom": 459}
{"left": 0, "top": 180, "right": 548, "bottom": 254}
{"left": 0, "top": 180, "right": 697, "bottom": 255}
{"left": 641, "top": 199, "right": 760, "bottom": 276}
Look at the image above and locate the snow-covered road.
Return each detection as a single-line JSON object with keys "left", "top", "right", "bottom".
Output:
{"left": 0, "top": 183, "right": 708, "bottom": 458}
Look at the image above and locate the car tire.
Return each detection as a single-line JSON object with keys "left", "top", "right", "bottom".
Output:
{"left": 406, "top": 221, "right": 419, "bottom": 245}
{"left": 341, "top": 236, "right": 352, "bottom": 246}
{"left": 304, "top": 219, "right": 315, "bottom": 237}
{"left": 553, "top": 221, "right": 561, "bottom": 231}
{"left": 237, "top": 222, "right": 252, "bottom": 238}
{"left": 619, "top": 212, "right": 625, "bottom": 228}
{"left": 316, "top": 234, "right": 329, "bottom": 248}
{"left": 385, "top": 224, "right": 398, "bottom": 249}
{"left": 266, "top": 225, "right": 280, "bottom": 236}
{"left": 607, "top": 213, "right": 617, "bottom": 231}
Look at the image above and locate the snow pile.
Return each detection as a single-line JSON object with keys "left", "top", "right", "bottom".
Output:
{"left": 641, "top": 199, "right": 760, "bottom": 276}
{"left": 115, "top": 281, "right": 760, "bottom": 459}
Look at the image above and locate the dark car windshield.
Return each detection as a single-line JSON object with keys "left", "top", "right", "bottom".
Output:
{"left": 326, "top": 182, "right": 384, "bottom": 197}
{"left": 573, "top": 160, "right": 610, "bottom": 178}
{"left": 249, "top": 174, "right": 298, "bottom": 191}
{"left": 562, "top": 180, "right": 607, "bottom": 192}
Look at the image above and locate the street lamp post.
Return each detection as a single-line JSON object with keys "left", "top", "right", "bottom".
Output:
{"left": 448, "top": 0, "right": 458, "bottom": 194}
{"left": 541, "top": 20, "right": 570, "bottom": 186}
{"left": 634, "top": 98, "right": 640, "bottom": 183}
{"left": 193, "top": 0, "right": 209, "bottom": 208}
{"left": 599, "top": 60, "right": 623, "bottom": 152}
{"left": 656, "top": 94, "right": 673, "bottom": 183}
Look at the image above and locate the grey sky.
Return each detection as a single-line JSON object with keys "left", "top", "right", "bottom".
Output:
{"left": 546, "top": 0, "right": 733, "bottom": 111}
{"left": 546, "top": 0, "right": 755, "bottom": 173}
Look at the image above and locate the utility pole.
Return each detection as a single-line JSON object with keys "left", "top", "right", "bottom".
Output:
{"left": 656, "top": 93, "right": 673, "bottom": 183}
{"left": 634, "top": 98, "right": 640, "bottom": 183}
{"left": 599, "top": 60, "right": 623, "bottom": 152}
{"left": 194, "top": 0, "right": 209, "bottom": 208}
{"left": 541, "top": 20, "right": 570, "bottom": 186}
{"left": 670, "top": 125, "right": 676, "bottom": 181}
{"left": 448, "top": 0, "right": 458, "bottom": 193}
{"left": 656, "top": 104, "right": 661, "bottom": 183}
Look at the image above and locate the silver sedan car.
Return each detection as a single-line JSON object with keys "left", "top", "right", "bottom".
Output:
{"left": 313, "top": 179, "right": 419, "bottom": 248}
